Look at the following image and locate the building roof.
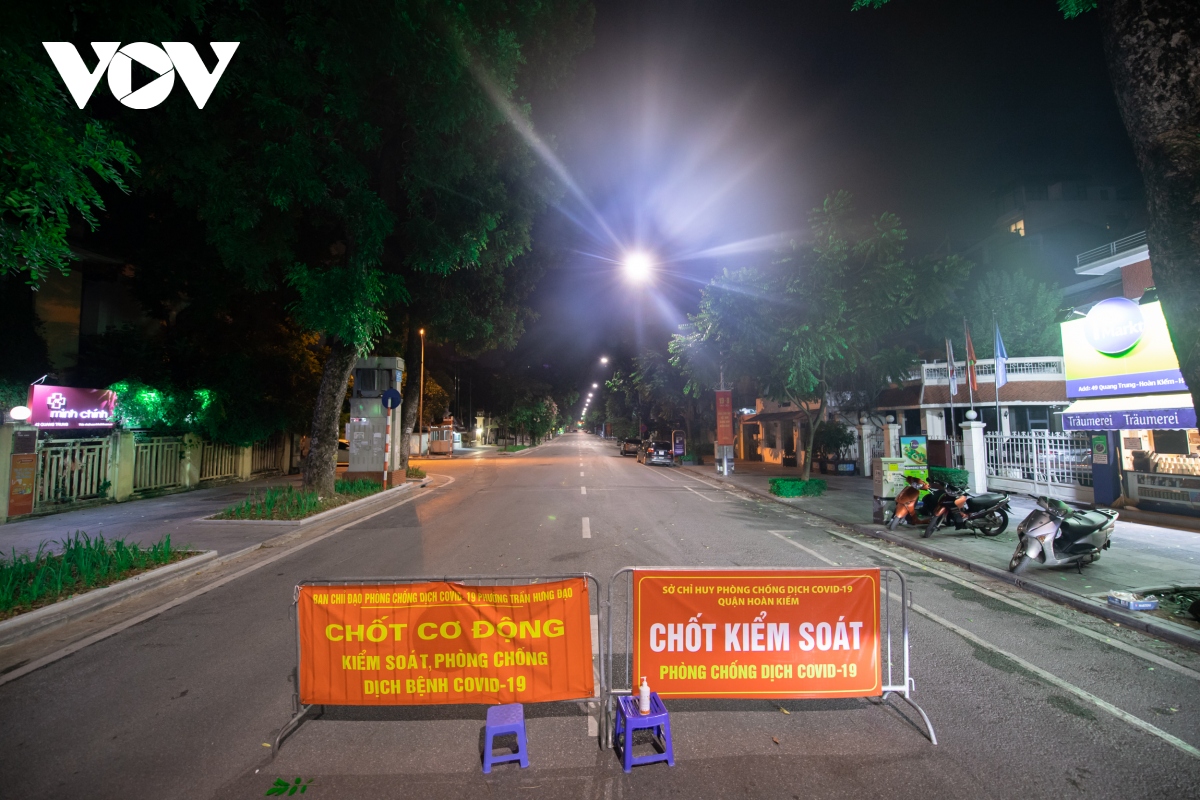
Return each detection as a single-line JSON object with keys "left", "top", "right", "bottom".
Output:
{"left": 742, "top": 410, "right": 807, "bottom": 424}
{"left": 876, "top": 384, "right": 923, "bottom": 408}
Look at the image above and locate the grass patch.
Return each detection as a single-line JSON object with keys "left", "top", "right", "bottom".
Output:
{"left": 768, "top": 477, "right": 827, "bottom": 498}
{"left": 215, "top": 479, "right": 383, "bottom": 521}
{"left": 502, "top": 444, "right": 529, "bottom": 452}
{"left": 1, "top": 532, "right": 188, "bottom": 620}
{"left": 406, "top": 466, "right": 426, "bottom": 479}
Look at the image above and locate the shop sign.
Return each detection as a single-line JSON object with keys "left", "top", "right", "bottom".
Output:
{"left": 1061, "top": 300, "right": 1187, "bottom": 399}
{"left": 26, "top": 385, "right": 117, "bottom": 429}
{"left": 1091, "top": 435, "right": 1108, "bottom": 466}
{"left": 715, "top": 391, "right": 734, "bottom": 446}
{"left": 1063, "top": 404, "right": 1197, "bottom": 432}
{"left": 297, "top": 578, "right": 593, "bottom": 706}
{"left": 631, "top": 569, "right": 881, "bottom": 700}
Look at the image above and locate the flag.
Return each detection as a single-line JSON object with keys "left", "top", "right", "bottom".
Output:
{"left": 946, "top": 338, "right": 958, "bottom": 396}
{"left": 964, "top": 320, "right": 979, "bottom": 393}
{"left": 994, "top": 323, "right": 1009, "bottom": 389}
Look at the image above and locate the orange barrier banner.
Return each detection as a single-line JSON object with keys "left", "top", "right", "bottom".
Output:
{"left": 298, "top": 578, "right": 594, "bottom": 706}
{"left": 632, "top": 569, "right": 881, "bottom": 699}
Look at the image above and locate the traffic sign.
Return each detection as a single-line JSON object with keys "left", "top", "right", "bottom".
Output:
{"left": 381, "top": 388, "right": 402, "bottom": 409}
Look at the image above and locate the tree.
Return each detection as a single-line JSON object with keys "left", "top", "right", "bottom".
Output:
{"left": 86, "top": 1, "right": 593, "bottom": 493}
{"left": 928, "top": 269, "right": 1064, "bottom": 359}
{"left": 0, "top": 7, "right": 137, "bottom": 284}
{"left": 854, "top": 0, "right": 1200, "bottom": 421}
{"left": 673, "top": 192, "right": 968, "bottom": 479}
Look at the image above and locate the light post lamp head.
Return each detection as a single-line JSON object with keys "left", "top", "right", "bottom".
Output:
{"left": 600, "top": 356, "right": 609, "bottom": 365}
{"left": 623, "top": 251, "right": 653, "bottom": 283}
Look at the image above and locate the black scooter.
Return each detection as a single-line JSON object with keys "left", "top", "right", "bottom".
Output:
{"left": 923, "top": 484, "right": 1010, "bottom": 538}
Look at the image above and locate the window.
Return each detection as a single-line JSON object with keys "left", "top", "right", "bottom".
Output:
{"left": 1009, "top": 219, "right": 1025, "bottom": 237}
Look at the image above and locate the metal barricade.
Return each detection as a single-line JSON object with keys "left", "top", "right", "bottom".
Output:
{"left": 604, "top": 565, "right": 935, "bottom": 748}
{"left": 276, "top": 572, "right": 604, "bottom": 752}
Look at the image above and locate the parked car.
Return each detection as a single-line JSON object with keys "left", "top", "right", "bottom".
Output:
{"left": 619, "top": 437, "right": 641, "bottom": 457}
{"left": 638, "top": 440, "right": 675, "bottom": 466}
{"left": 337, "top": 438, "right": 350, "bottom": 464}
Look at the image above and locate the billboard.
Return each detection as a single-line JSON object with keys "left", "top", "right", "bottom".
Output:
{"left": 1061, "top": 300, "right": 1187, "bottom": 399}
{"left": 26, "top": 385, "right": 117, "bottom": 429}
{"left": 715, "top": 391, "right": 734, "bottom": 446}
{"left": 631, "top": 569, "right": 881, "bottom": 700}
{"left": 298, "top": 578, "right": 594, "bottom": 706}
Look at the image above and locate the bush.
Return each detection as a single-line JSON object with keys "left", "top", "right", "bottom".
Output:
{"left": 768, "top": 477, "right": 828, "bottom": 498}
{"left": 406, "top": 466, "right": 426, "bottom": 479}
{"left": 812, "top": 420, "right": 855, "bottom": 460}
{"left": 928, "top": 466, "right": 969, "bottom": 488}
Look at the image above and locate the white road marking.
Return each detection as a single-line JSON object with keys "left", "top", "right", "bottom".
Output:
{"left": 685, "top": 486, "right": 717, "bottom": 502}
{"left": 581, "top": 486, "right": 587, "bottom": 495}
{"left": 767, "top": 530, "right": 839, "bottom": 566}
{"left": 913, "top": 601, "right": 1200, "bottom": 760}
{"left": 580, "top": 471, "right": 585, "bottom": 477}
{"left": 582, "top": 517, "right": 591, "bottom": 539}
{"left": 819, "top": 528, "right": 1200, "bottom": 681}
{"left": 0, "top": 478, "right": 451, "bottom": 688}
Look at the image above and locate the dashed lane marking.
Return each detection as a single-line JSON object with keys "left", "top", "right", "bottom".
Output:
{"left": 582, "top": 517, "right": 591, "bottom": 539}
{"left": 767, "top": 530, "right": 839, "bottom": 566}
{"left": 581, "top": 486, "right": 586, "bottom": 495}
{"left": 685, "top": 486, "right": 717, "bottom": 503}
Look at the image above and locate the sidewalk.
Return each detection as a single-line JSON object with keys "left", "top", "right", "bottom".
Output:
{"left": 0, "top": 473, "right": 311, "bottom": 557}
{"left": 681, "top": 460, "right": 1200, "bottom": 646}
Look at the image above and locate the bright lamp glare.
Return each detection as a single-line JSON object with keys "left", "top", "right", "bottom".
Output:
{"left": 623, "top": 251, "right": 653, "bottom": 282}
{"left": 9, "top": 405, "right": 32, "bottom": 421}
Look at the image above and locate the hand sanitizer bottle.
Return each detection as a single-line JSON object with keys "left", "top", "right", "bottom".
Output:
{"left": 639, "top": 676, "right": 651, "bottom": 715}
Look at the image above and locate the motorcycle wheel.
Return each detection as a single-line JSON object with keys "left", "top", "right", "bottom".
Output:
{"left": 978, "top": 508, "right": 1009, "bottom": 536}
{"left": 886, "top": 514, "right": 901, "bottom": 531}
{"left": 922, "top": 514, "right": 940, "bottom": 538}
{"left": 1009, "top": 550, "right": 1034, "bottom": 574}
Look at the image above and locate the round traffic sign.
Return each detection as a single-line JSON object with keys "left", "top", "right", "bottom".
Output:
{"left": 381, "top": 388, "right": 402, "bottom": 409}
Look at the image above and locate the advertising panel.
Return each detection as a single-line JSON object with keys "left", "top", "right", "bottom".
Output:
{"left": 298, "top": 578, "right": 593, "bottom": 706}
{"left": 672, "top": 430, "right": 686, "bottom": 457}
{"left": 26, "top": 385, "right": 117, "bottom": 429}
{"left": 1061, "top": 394, "right": 1197, "bottom": 431}
{"left": 631, "top": 569, "right": 881, "bottom": 700}
{"left": 1061, "top": 300, "right": 1187, "bottom": 399}
{"left": 715, "top": 391, "right": 734, "bottom": 447}
{"left": 8, "top": 454, "right": 37, "bottom": 517}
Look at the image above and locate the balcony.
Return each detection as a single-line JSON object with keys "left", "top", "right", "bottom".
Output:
{"left": 920, "top": 357, "right": 1064, "bottom": 385}
{"left": 1075, "top": 231, "right": 1148, "bottom": 275}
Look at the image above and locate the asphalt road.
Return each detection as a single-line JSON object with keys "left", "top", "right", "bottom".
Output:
{"left": 2, "top": 432, "right": 1199, "bottom": 799}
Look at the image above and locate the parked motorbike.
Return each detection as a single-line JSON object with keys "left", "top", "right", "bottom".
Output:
{"left": 886, "top": 475, "right": 932, "bottom": 530}
{"left": 923, "top": 484, "right": 1010, "bottom": 538}
{"left": 1009, "top": 496, "right": 1116, "bottom": 575}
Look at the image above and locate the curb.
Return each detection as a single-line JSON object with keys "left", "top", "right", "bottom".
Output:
{"left": 684, "top": 468, "right": 1200, "bottom": 653}
{"left": 0, "top": 550, "right": 218, "bottom": 646}
{"left": 193, "top": 481, "right": 416, "bottom": 527}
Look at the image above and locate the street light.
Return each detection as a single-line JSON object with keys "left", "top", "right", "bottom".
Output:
{"left": 600, "top": 356, "right": 609, "bottom": 365}
{"left": 592, "top": 383, "right": 598, "bottom": 388}
{"left": 623, "top": 251, "right": 653, "bottom": 283}
{"left": 418, "top": 328, "right": 426, "bottom": 456}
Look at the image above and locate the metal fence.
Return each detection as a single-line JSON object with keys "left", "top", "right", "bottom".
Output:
{"left": 251, "top": 434, "right": 284, "bottom": 474}
{"left": 133, "top": 435, "right": 184, "bottom": 493}
{"left": 35, "top": 437, "right": 112, "bottom": 509}
{"left": 200, "top": 440, "right": 240, "bottom": 481}
{"left": 985, "top": 431, "right": 1093, "bottom": 497}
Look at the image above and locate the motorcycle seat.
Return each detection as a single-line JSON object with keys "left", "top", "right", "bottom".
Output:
{"left": 1061, "top": 510, "right": 1112, "bottom": 538}
{"left": 966, "top": 493, "right": 1007, "bottom": 512}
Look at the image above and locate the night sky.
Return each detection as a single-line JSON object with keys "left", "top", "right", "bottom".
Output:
{"left": 499, "top": 0, "right": 1140, "bottom": 399}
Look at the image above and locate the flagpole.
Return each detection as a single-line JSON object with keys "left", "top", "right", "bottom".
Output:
{"left": 993, "top": 310, "right": 1002, "bottom": 436}
{"left": 946, "top": 338, "right": 956, "bottom": 443}
{"left": 965, "top": 317, "right": 975, "bottom": 410}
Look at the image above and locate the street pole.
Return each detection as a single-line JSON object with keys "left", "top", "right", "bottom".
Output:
{"left": 418, "top": 329, "right": 425, "bottom": 457}
{"left": 383, "top": 409, "right": 391, "bottom": 489}
{"left": 993, "top": 310, "right": 1002, "bottom": 438}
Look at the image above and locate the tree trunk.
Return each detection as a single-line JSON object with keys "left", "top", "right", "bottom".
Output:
{"left": 398, "top": 324, "right": 422, "bottom": 471}
{"left": 1100, "top": 0, "right": 1200, "bottom": 412}
{"left": 302, "top": 336, "right": 357, "bottom": 495}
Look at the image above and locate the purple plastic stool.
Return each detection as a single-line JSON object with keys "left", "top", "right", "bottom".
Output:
{"left": 482, "top": 703, "right": 529, "bottom": 773}
{"left": 614, "top": 693, "right": 674, "bottom": 773}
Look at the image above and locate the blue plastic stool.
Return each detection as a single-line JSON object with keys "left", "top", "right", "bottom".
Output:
{"left": 482, "top": 703, "right": 529, "bottom": 774}
{"left": 614, "top": 693, "right": 675, "bottom": 773}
